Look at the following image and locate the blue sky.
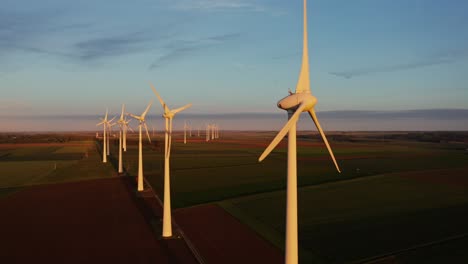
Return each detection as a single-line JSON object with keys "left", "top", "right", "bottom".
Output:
{"left": 1, "top": 0, "right": 468, "bottom": 119}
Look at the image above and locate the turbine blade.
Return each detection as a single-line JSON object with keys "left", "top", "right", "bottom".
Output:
{"left": 96, "top": 121, "right": 105, "bottom": 126}
{"left": 150, "top": 83, "right": 169, "bottom": 113}
{"left": 172, "top": 103, "right": 192, "bottom": 115}
{"left": 120, "top": 104, "right": 125, "bottom": 120}
{"left": 143, "top": 122, "right": 151, "bottom": 143}
{"left": 308, "top": 109, "right": 341, "bottom": 173}
{"left": 295, "top": 0, "right": 311, "bottom": 94}
{"left": 108, "top": 116, "right": 117, "bottom": 123}
{"left": 259, "top": 103, "right": 306, "bottom": 162}
{"left": 141, "top": 101, "right": 153, "bottom": 120}
{"left": 105, "top": 109, "right": 108, "bottom": 121}
{"left": 127, "top": 113, "right": 141, "bottom": 121}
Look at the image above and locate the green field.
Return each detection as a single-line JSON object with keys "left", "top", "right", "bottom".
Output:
{"left": 0, "top": 141, "right": 115, "bottom": 197}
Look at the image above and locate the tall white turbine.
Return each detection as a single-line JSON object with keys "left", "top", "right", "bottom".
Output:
{"left": 206, "top": 124, "right": 210, "bottom": 142}
{"left": 96, "top": 110, "right": 109, "bottom": 163}
{"left": 151, "top": 83, "right": 192, "bottom": 238}
{"left": 258, "top": 1, "right": 341, "bottom": 263}
{"left": 128, "top": 102, "right": 153, "bottom": 192}
{"left": 211, "top": 124, "right": 215, "bottom": 140}
{"left": 123, "top": 117, "right": 133, "bottom": 152}
{"left": 117, "top": 104, "right": 126, "bottom": 174}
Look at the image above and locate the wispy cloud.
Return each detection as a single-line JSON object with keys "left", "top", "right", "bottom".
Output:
{"left": 149, "top": 33, "right": 241, "bottom": 69}
{"left": 74, "top": 31, "right": 156, "bottom": 61}
{"left": 330, "top": 49, "right": 468, "bottom": 79}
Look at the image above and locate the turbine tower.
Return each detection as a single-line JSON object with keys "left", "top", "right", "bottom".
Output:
{"left": 123, "top": 117, "right": 133, "bottom": 152}
{"left": 151, "top": 83, "right": 192, "bottom": 238}
{"left": 258, "top": 1, "right": 341, "bottom": 263}
{"left": 105, "top": 115, "right": 116, "bottom": 156}
{"left": 96, "top": 110, "right": 109, "bottom": 163}
{"left": 211, "top": 124, "right": 215, "bottom": 140}
{"left": 128, "top": 102, "right": 153, "bottom": 192}
{"left": 117, "top": 104, "right": 126, "bottom": 174}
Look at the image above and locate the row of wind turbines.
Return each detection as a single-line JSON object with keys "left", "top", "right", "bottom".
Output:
{"left": 97, "top": 0, "right": 338, "bottom": 263}
{"left": 184, "top": 121, "right": 220, "bottom": 144}
{"left": 97, "top": 86, "right": 223, "bottom": 238}
{"left": 97, "top": 84, "right": 201, "bottom": 238}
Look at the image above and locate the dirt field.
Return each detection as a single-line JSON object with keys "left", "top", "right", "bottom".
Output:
{"left": 174, "top": 204, "right": 283, "bottom": 264}
{"left": 0, "top": 177, "right": 196, "bottom": 264}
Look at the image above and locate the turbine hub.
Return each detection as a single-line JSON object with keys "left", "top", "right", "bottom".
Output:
{"left": 277, "top": 93, "right": 317, "bottom": 111}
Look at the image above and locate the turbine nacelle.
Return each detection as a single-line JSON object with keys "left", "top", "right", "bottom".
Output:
{"left": 163, "top": 112, "right": 175, "bottom": 119}
{"left": 277, "top": 93, "right": 317, "bottom": 112}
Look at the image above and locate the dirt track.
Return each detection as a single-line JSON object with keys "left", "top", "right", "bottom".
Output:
{"left": 0, "top": 177, "right": 196, "bottom": 264}
{"left": 174, "top": 204, "right": 283, "bottom": 264}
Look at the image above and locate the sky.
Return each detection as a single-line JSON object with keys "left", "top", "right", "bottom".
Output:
{"left": 1, "top": 0, "right": 468, "bottom": 130}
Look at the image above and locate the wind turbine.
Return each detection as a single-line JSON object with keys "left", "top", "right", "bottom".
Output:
{"left": 128, "top": 102, "right": 153, "bottom": 192}
{"left": 107, "top": 117, "right": 117, "bottom": 156}
{"left": 211, "top": 124, "right": 215, "bottom": 140}
{"left": 150, "top": 83, "right": 192, "bottom": 238}
{"left": 258, "top": 1, "right": 341, "bottom": 263}
{"left": 206, "top": 124, "right": 210, "bottom": 142}
{"left": 117, "top": 104, "right": 126, "bottom": 174}
{"left": 123, "top": 117, "right": 133, "bottom": 152}
{"left": 96, "top": 110, "right": 109, "bottom": 163}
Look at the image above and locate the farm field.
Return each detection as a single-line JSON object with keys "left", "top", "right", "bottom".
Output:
{"left": 1, "top": 131, "right": 467, "bottom": 263}
{"left": 117, "top": 131, "right": 468, "bottom": 263}
{"left": 0, "top": 139, "right": 115, "bottom": 195}
{"left": 119, "top": 131, "right": 468, "bottom": 208}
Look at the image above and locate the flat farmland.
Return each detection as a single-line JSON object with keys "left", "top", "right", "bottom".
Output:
{"left": 218, "top": 168, "right": 468, "bottom": 263}
{"left": 119, "top": 131, "right": 468, "bottom": 208}
{"left": 2, "top": 131, "right": 467, "bottom": 263}
{"left": 0, "top": 141, "right": 114, "bottom": 195}
{"left": 117, "top": 131, "right": 468, "bottom": 263}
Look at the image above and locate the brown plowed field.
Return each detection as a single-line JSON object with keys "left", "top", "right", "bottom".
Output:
{"left": 0, "top": 177, "right": 196, "bottom": 264}
{"left": 174, "top": 204, "right": 283, "bottom": 264}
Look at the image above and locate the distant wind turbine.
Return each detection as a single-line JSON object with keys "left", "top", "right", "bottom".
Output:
{"left": 123, "top": 117, "right": 133, "bottom": 152}
{"left": 206, "top": 124, "right": 210, "bottom": 142}
{"left": 151, "top": 83, "right": 192, "bottom": 238}
{"left": 258, "top": 1, "right": 341, "bottom": 263}
{"left": 117, "top": 104, "right": 126, "bottom": 174}
{"left": 128, "top": 101, "right": 153, "bottom": 192}
{"left": 96, "top": 109, "right": 109, "bottom": 163}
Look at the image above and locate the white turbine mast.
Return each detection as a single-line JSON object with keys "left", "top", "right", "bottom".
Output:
{"left": 151, "top": 83, "right": 192, "bottom": 238}
{"left": 96, "top": 109, "right": 109, "bottom": 163}
{"left": 127, "top": 101, "right": 153, "bottom": 192}
{"left": 107, "top": 116, "right": 117, "bottom": 156}
{"left": 258, "top": 1, "right": 341, "bottom": 263}
{"left": 117, "top": 104, "right": 126, "bottom": 174}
